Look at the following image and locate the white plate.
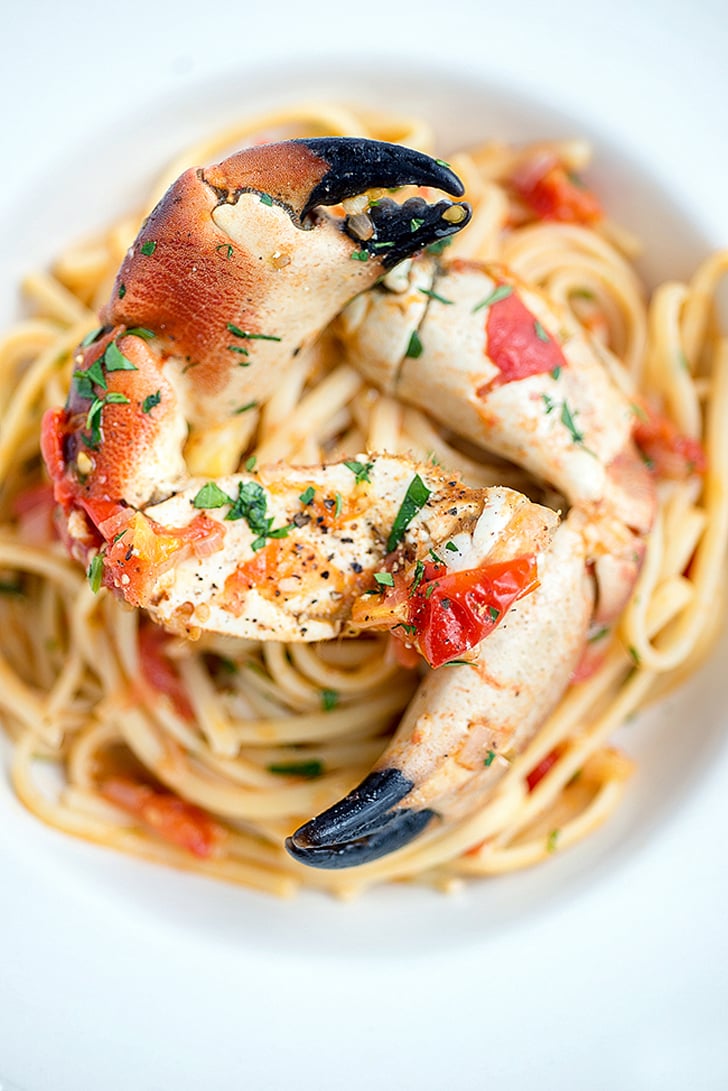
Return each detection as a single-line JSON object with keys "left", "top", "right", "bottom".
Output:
{"left": 1, "top": 6, "right": 727, "bottom": 1090}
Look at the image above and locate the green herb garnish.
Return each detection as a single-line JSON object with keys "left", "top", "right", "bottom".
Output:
{"left": 472, "top": 284, "right": 513, "bottom": 313}
{"left": 484, "top": 749, "right": 496, "bottom": 767}
{"left": 418, "top": 287, "right": 453, "bottom": 305}
{"left": 142, "top": 391, "right": 161, "bottom": 413}
{"left": 299, "top": 486, "right": 315, "bottom": 505}
{"left": 534, "top": 319, "right": 550, "bottom": 342}
{"left": 344, "top": 459, "right": 374, "bottom": 484}
{"left": 386, "top": 474, "right": 431, "bottom": 552}
{"left": 192, "top": 482, "right": 232, "bottom": 509}
{"left": 321, "top": 689, "right": 339, "bottom": 712}
{"left": 140, "top": 240, "right": 157, "bottom": 256}
{"left": 405, "top": 329, "right": 423, "bottom": 358}
{"left": 267, "top": 760, "right": 324, "bottom": 779}
{"left": 374, "top": 571, "right": 394, "bottom": 587}
{"left": 104, "top": 340, "right": 137, "bottom": 372}
{"left": 259, "top": 193, "right": 274, "bottom": 206}
{"left": 87, "top": 553, "right": 104, "bottom": 594}
{"left": 226, "top": 323, "right": 281, "bottom": 342}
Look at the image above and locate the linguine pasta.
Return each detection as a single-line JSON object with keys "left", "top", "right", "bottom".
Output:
{"left": 1, "top": 103, "right": 726, "bottom": 898}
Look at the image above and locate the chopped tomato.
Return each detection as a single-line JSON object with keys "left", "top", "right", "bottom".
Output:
{"left": 138, "top": 623, "right": 194, "bottom": 720}
{"left": 100, "top": 776, "right": 225, "bottom": 858}
{"left": 403, "top": 556, "right": 538, "bottom": 669}
{"left": 511, "top": 152, "right": 602, "bottom": 225}
{"left": 480, "top": 287, "right": 568, "bottom": 389}
{"left": 526, "top": 746, "right": 563, "bottom": 792}
{"left": 633, "top": 405, "right": 707, "bottom": 479}
{"left": 11, "top": 482, "right": 57, "bottom": 544}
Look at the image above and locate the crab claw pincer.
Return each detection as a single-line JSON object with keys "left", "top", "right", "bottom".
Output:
{"left": 103, "top": 137, "right": 470, "bottom": 432}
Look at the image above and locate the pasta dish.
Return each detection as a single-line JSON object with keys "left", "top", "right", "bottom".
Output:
{"left": 0, "top": 102, "right": 726, "bottom": 897}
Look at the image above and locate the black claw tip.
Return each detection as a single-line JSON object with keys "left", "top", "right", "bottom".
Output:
{"left": 285, "top": 768, "right": 437, "bottom": 870}
{"left": 297, "top": 137, "right": 466, "bottom": 220}
{"left": 357, "top": 195, "right": 472, "bottom": 269}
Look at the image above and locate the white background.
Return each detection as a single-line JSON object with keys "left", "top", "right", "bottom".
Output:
{"left": 1, "top": 2, "right": 727, "bottom": 1089}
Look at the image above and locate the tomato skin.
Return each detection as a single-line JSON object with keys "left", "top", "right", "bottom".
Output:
{"left": 408, "top": 555, "right": 539, "bottom": 669}
{"left": 138, "top": 624, "right": 194, "bottom": 721}
{"left": 100, "top": 776, "right": 224, "bottom": 858}
{"left": 511, "top": 153, "right": 602, "bottom": 225}
{"left": 526, "top": 747, "right": 563, "bottom": 792}
{"left": 633, "top": 405, "right": 707, "bottom": 479}
{"left": 481, "top": 287, "right": 568, "bottom": 389}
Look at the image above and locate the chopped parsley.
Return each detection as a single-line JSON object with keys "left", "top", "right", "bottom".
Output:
{"left": 267, "top": 760, "right": 324, "bottom": 779}
{"left": 104, "top": 340, "right": 137, "bottom": 372}
{"left": 386, "top": 474, "right": 431, "bottom": 552}
{"left": 560, "top": 399, "right": 584, "bottom": 444}
{"left": 142, "top": 391, "right": 162, "bottom": 413}
{"left": 226, "top": 323, "right": 281, "bottom": 342}
{"left": 392, "top": 622, "right": 417, "bottom": 637}
{"left": 487, "top": 605, "right": 500, "bottom": 621}
{"left": 534, "top": 319, "right": 550, "bottom": 342}
{"left": 140, "top": 240, "right": 157, "bottom": 256}
{"left": 628, "top": 645, "right": 641, "bottom": 666}
{"left": 87, "top": 553, "right": 104, "bottom": 594}
{"left": 405, "top": 329, "right": 423, "bottom": 359}
{"left": 588, "top": 625, "right": 610, "bottom": 644}
{"left": 126, "top": 327, "right": 155, "bottom": 340}
{"left": 546, "top": 829, "right": 561, "bottom": 854}
{"left": 410, "top": 559, "right": 425, "bottom": 597}
{"left": 299, "top": 486, "right": 315, "bottom": 505}
{"left": 418, "top": 287, "right": 453, "bottom": 305}
{"left": 321, "top": 689, "right": 339, "bottom": 712}
{"left": 85, "top": 358, "right": 107, "bottom": 390}
{"left": 245, "top": 455, "right": 257, "bottom": 471}
{"left": 350, "top": 249, "right": 369, "bottom": 262}
{"left": 472, "top": 284, "right": 513, "bottom": 313}
{"left": 426, "top": 237, "right": 452, "bottom": 256}
{"left": 551, "top": 366, "right": 562, "bottom": 380}
{"left": 235, "top": 401, "right": 258, "bottom": 414}
{"left": 373, "top": 571, "right": 394, "bottom": 587}
{"left": 344, "top": 459, "right": 374, "bottom": 484}
{"left": 334, "top": 492, "right": 343, "bottom": 518}
{"left": 104, "top": 392, "right": 130, "bottom": 406}
{"left": 118, "top": 283, "right": 126, "bottom": 299}
{"left": 445, "top": 541, "right": 458, "bottom": 552}
{"left": 216, "top": 243, "right": 234, "bottom": 259}
{"left": 259, "top": 193, "right": 274, "bottom": 206}
{"left": 192, "top": 482, "right": 231, "bottom": 509}
{"left": 81, "top": 327, "right": 104, "bottom": 347}
{"left": 410, "top": 217, "right": 425, "bottom": 232}
{"left": 484, "top": 749, "right": 497, "bottom": 767}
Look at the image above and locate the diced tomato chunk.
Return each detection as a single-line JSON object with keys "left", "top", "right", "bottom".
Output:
{"left": 481, "top": 287, "right": 568, "bottom": 388}
{"left": 526, "top": 747, "right": 563, "bottom": 792}
{"left": 138, "top": 623, "right": 194, "bottom": 720}
{"left": 101, "top": 776, "right": 225, "bottom": 858}
{"left": 407, "top": 556, "right": 539, "bottom": 669}
{"left": 511, "top": 152, "right": 602, "bottom": 225}
{"left": 633, "top": 405, "right": 707, "bottom": 479}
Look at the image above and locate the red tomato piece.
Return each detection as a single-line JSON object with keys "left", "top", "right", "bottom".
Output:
{"left": 138, "top": 623, "right": 195, "bottom": 721}
{"left": 633, "top": 406, "right": 707, "bottom": 479}
{"left": 511, "top": 152, "right": 602, "bottom": 225}
{"left": 526, "top": 746, "right": 563, "bottom": 792}
{"left": 407, "top": 555, "right": 539, "bottom": 669}
{"left": 482, "top": 288, "right": 568, "bottom": 388}
{"left": 101, "top": 776, "right": 224, "bottom": 858}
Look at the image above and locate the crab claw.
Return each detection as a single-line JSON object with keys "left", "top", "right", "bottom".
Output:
{"left": 286, "top": 769, "right": 437, "bottom": 868}
{"left": 103, "top": 137, "right": 470, "bottom": 431}
{"left": 286, "top": 521, "right": 594, "bottom": 870}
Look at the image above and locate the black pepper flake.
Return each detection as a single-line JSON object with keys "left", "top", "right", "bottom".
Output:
{"left": 323, "top": 498, "right": 335, "bottom": 510}
{"left": 351, "top": 562, "right": 363, "bottom": 573}
{"left": 340, "top": 537, "right": 354, "bottom": 544}
{"left": 448, "top": 508, "right": 458, "bottom": 516}
{"left": 321, "top": 571, "right": 330, "bottom": 580}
